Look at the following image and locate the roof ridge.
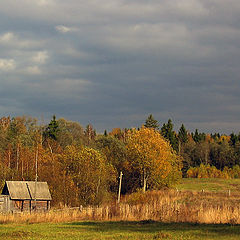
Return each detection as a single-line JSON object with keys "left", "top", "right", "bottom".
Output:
{"left": 26, "top": 182, "right": 33, "bottom": 199}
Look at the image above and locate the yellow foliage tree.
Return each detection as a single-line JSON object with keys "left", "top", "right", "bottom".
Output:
{"left": 61, "top": 146, "right": 116, "bottom": 205}
{"left": 126, "top": 126, "right": 182, "bottom": 192}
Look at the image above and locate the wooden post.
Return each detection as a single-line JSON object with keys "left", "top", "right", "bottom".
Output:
{"left": 21, "top": 200, "right": 24, "bottom": 212}
{"left": 34, "top": 144, "right": 39, "bottom": 211}
{"left": 117, "top": 172, "right": 123, "bottom": 204}
{"left": 47, "top": 200, "right": 50, "bottom": 211}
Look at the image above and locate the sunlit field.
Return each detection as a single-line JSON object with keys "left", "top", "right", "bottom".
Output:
{"left": 0, "top": 221, "right": 240, "bottom": 240}
{"left": 177, "top": 178, "right": 240, "bottom": 193}
{"left": 1, "top": 178, "right": 240, "bottom": 239}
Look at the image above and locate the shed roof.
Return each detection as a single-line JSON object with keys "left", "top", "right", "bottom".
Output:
{"left": 27, "top": 182, "right": 52, "bottom": 200}
{"left": 1, "top": 181, "right": 52, "bottom": 201}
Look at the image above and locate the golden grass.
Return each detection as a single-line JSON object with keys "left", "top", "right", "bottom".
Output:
{"left": 1, "top": 190, "right": 240, "bottom": 224}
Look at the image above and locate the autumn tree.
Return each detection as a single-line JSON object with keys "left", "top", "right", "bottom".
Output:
{"left": 193, "top": 141, "right": 210, "bottom": 166}
{"left": 4, "top": 116, "right": 38, "bottom": 179}
{"left": 61, "top": 146, "right": 116, "bottom": 205}
{"left": 84, "top": 124, "right": 96, "bottom": 145}
{"left": 180, "top": 140, "right": 196, "bottom": 177}
{"left": 95, "top": 135, "right": 128, "bottom": 192}
{"left": 211, "top": 133, "right": 220, "bottom": 141}
{"left": 126, "top": 126, "right": 182, "bottom": 192}
{"left": 96, "top": 136, "right": 127, "bottom": 172}
{"left": 209, "top": 141, "right": 235, "bottom": 170}
{"left": 57, "top": 118, "right": 85, "bottom": 148}
{"left": 109, "top": 128, "right": 127, "bottom": 141}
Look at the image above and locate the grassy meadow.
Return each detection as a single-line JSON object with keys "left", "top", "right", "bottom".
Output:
{"left": 1, "top": 178, "right": 240, "bottom": 239}
{"left": 1, "top": 221, "right": 240, "bottom": 240}
{"left": 177, "top": 178, "right": 240, "bottom": 193}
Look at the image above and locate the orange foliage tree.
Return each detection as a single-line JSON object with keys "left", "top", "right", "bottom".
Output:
{"left": 126, "top": 126, "right": 182, "bottom": 192}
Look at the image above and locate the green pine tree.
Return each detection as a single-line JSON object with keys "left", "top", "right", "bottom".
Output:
{"left": 44, "top": 115, "right": 60, "bottom": 140}
{"left": 178, "top": 124, "right": 188, "bottom": 143}
{"left": 161, "top": 119, "right": 178, "bottom": 151}
{"left": 192, "top": 129, "right": 205, "bottom": 143}
{"left": 144, "top": 114, "right": 159, "bottom": 130}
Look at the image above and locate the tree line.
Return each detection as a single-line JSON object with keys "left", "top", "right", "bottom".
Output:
{"left": 0, "top": 114, "right": 239, "bottom": 206}
{"left": 144, "top": 114, "right": 240, "bottom": 177}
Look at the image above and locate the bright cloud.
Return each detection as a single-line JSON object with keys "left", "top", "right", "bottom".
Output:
{"left": 32, "top": 51, "right": 49, "bottom": 64}
{"left": 0, "top": 31, "right": 43, "bottom": 49}
{"left": 55, "top": 25, "right": 71, "bottom": 33}
{"left": 0, "top": 59, "right": 16, "bottom": 71}
{"left": 0, "top": 32, "right": 15, "bottom": 42}
{"left": 55, "top": 25, "right": 77, "bottom": 33}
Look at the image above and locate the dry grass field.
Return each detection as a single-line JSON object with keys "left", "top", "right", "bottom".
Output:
{"left": 1, "top": 187, "right": 240, "bottom": 224}
{"left": 1, "top": 178, "right": 240, "bottom": 239}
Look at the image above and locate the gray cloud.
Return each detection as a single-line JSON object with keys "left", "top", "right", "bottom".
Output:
{"left": 0, "top": 0, "right": 240, "bottom": 133}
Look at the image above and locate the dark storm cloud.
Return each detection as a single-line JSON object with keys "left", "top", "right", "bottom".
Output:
{"left": 0, "top": 0, "right": 240, "bottom": 133}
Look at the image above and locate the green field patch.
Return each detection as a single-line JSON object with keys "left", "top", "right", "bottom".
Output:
{"left": 177, "top": 178, "right": 240, "bottom": 193}
{"left": 0, "top": 221, "right": 240, "bottom": 240}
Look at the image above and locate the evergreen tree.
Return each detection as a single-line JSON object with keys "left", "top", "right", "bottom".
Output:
{"left": 161, "top": 119, "right": 178, "bottom": 151}
{"left": 178, "top": 124, "right": 188, "bottom": 143}
{"left": 144, "top": 114, "right": 159, "bottom": 130}
{"left": 230, "top": 133, "right": 238, "bottom": 146}
{"left": 192, "top": 129, "right": 205, "bottom": 143}
{"left": 44, "top": 115, "right": 59, "bottom": 141}
{"left": 211, "top": 133, "right": 220, "bottom": 141}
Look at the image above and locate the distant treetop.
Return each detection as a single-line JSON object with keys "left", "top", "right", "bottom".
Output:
{"left": 144, "top": 114, "right": 159, "bottom": 130}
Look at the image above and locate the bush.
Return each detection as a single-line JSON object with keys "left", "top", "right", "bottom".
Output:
{"left": 186, "top": 164, "right": 238, "bottom": 179}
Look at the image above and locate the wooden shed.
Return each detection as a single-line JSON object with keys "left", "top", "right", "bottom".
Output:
{"left": 0, "top": 181, "right": 52, "bottom": 213}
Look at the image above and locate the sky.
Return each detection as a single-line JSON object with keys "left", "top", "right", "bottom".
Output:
{"left": 0, "top": 0, "right": 240, "bottom": 134}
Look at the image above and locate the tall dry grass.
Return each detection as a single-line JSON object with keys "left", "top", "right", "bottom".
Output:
{"left": 1, "top": 190, "right": 240, "bottom": 224}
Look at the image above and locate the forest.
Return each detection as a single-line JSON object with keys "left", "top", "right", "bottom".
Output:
{"left": 0, "top": 114, "right": 239, "bottom": 207}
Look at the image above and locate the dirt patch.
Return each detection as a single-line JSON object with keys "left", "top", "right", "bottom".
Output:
{"left": 1, "top": 230, "right": 41, "bottom": 239}
{"left": 153, "top": 231, "right": 172, "bottom": 239}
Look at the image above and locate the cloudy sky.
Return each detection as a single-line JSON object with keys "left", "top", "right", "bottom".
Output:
{"left": 0, "top": 0, "right": 240, "bottom": 133}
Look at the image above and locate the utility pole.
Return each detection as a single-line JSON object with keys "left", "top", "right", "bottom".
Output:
{"left": 117, "top": 171, "right": 123, "bottom": 204}
{"left": 34, "top": 143, "right": 39, "bottom": 211}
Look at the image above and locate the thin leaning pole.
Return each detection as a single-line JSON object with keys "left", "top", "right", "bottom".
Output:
{"left": 117, "top": 171, "right": 123, "bottom": 204}
{"left": 34, "top": 143, "right": 39, "bottom": 211}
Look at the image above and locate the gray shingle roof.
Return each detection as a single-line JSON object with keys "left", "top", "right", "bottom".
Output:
{"left": 27, "top": 182, "right": 52, "bottom": 200}
{"left": 2, "top": 181, "right": 52, "bottom": 201}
